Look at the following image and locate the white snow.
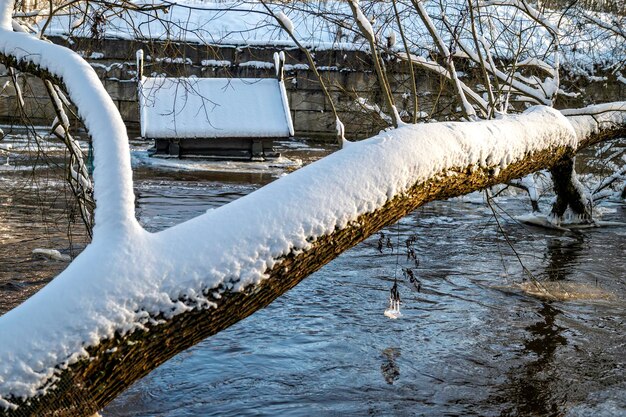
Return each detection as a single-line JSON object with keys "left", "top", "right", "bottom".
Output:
{"left": 284, "top": 63, "right": 310, "bottom": 71}
{"left": 0, "top": 22, "right": 137, "bottom": 239}
{"left": 139, "top": 77, "right": 294, "bottom": 139}
{"left": 0, "top": 105, "right": 582, "bottom": 407}
{"left": 238, "top": 60, "right": 274, "bottom": 69}
{"left": 2, "top": 0, "right": 626, "bottom": 409}
{"left": 516, "top": 213, "right": 626, "bottom": 230}
{"left": 201, "top": 59, "right": 231, "bottom": 67}
{"left": 32, "top": 248, "right": 71, "bottom": 262}
{"left": 384, "top": 307, "right": 401, "bottom": 319}
{"left": 155, "top": 56, "right": 192, "bottom": 65}
{"left": 484, "top": 0, "right": 561, "bottom": 36}
{"left": 401, "top": 53, "right": 489, "bottom": 112}
{"left": 350, "top": 0, "right": 374, "bottom": 38}
{"left": 517, "top": 57, "right": 557, "bottom": 77}
{"left": 561, "top": 102, "right": 626, "bottom": 142}
{"left": 32, "top": 1, "right": 626, "bottom": 76}
{"left": 131, "top": 150, "right": 302, "bottom": 174}
{"left": 276, "top": 11, "right": 294, "bottom": 35}
{"left": 356, "top": 97, "right": 393, "bottom": 124}
{"left": 335, "top": 117, "right": 345, "bottom": 143}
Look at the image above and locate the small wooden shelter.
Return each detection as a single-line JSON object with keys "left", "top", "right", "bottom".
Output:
{"left": 137, "top": 50, "right": 294, "bottom": 160}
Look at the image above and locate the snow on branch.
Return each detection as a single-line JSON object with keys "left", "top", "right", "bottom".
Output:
{"left": 1, "top": 93, "right": 625, "bottom": 412}
{"left": 259, "top": 0, "right": 346, "bottom": 146}
{"left": 0, "top": 0, "right": 625, "bottom": 412}
{"left": 453, "top": 37, "right": 555, "bottom": 105}
{"left": 0, "top": 104, "right": 598, "bottom": 410}
{"left": 561, "top": 102, "right": 626, "bottom": 145}
{"left": 481, "top": 0, "right": 561, "bottom": 36}
{"left": 579, "top": 10, "right": 626, "bottom": 40}
{"left": 397, "top": 52, "right": 489, "bottom": 114}
{"left": 411, "top": 0, "right": 477, "bottom": 120}
{"left": 0, "top": 0, "right": 137, "bottom": 239}
{"left": 348, "top": 0, "right": 400, "bottom": 127}
{"left": 516, "top": 57, "right": 557, "bottom": 77}
{"left": 349, "top": 0, "right": 374, "bottom": 38}
{"left": 276, "top": 11, "right": 294, "bottom": 35}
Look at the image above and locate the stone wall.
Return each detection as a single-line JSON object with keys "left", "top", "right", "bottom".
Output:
{"left": 1, "top": 37, "right": 624, "bottom": 140}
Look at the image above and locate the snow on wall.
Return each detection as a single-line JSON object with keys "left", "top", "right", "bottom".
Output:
{"left": 0, "top": 105, "right": 579, "bottom": 407}
{"left": 36, "top": 1, "right": 625, "bottom": 76}
{"left": 139, "top": 77, "right": 293, "bottom": 139}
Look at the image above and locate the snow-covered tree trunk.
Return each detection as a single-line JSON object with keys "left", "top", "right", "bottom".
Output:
{"left": 0, "top": 102, "right": 624, "bottom": 415}
{"left": 1, "top": 0, "right": 625, "bottom": 415}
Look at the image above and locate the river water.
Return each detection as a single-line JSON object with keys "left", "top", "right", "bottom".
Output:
{"left": 0, "top": 132, "right": 624, "bottom": 416}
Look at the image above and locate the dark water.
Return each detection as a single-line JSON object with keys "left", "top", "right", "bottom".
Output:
{"left": 0, "top": 133, "right": 625, "bottom": 416}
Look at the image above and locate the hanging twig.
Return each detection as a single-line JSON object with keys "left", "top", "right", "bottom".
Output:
{"left": 45, "top": 80, "right": 95, "bottom": 237}
{"left": 485, "top": 190, "right": 538, "bottom": 283}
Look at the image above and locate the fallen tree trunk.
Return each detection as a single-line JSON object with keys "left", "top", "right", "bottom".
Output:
{"left": 0, "top": 104, "right": 624, "bottom": 416}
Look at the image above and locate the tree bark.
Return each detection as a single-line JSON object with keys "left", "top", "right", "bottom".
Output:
{"left": 1, "top": 119, "right": 624, "bottom": 416}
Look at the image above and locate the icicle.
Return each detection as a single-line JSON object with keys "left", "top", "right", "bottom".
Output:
{"left": 384, "top": 279, "right": 402, "bottom": 319}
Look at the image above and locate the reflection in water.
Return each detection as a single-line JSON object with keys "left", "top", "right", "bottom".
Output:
{"left": 542, "top": 235, "right": 585, "bottom": 282}
{"left": 507, "top": 303, "right": 567, "bottom": 417}
{"left": 380, "top": 348, "right": 401, "bottom": 385}
{"left": 498, "top": 232, "right": 584, "bottom": 416}
{"left": 523, "top": 304, "right": 567, "bottom": 359}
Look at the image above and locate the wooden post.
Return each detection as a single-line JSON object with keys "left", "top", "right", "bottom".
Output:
{"left": 273, "top": 51, "right": 285, "bottom": 81}
{"left": 136, "top": 49, "right": 144, "bottom": 82}
{"left": 549, "top": 156, "right": 591, "bottom": 220}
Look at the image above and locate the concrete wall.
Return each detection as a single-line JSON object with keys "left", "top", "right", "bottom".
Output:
{"left": 1, "top": 37, "right": 625, "bottom": 140}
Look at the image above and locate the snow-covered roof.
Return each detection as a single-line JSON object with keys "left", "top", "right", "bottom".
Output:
{"left": 139, "top": 77, "right": 294, "bottom": 139}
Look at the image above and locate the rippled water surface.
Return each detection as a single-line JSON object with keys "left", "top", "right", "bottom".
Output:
{"left": 0, "top": 132, "right": 624, "bottom": 416}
